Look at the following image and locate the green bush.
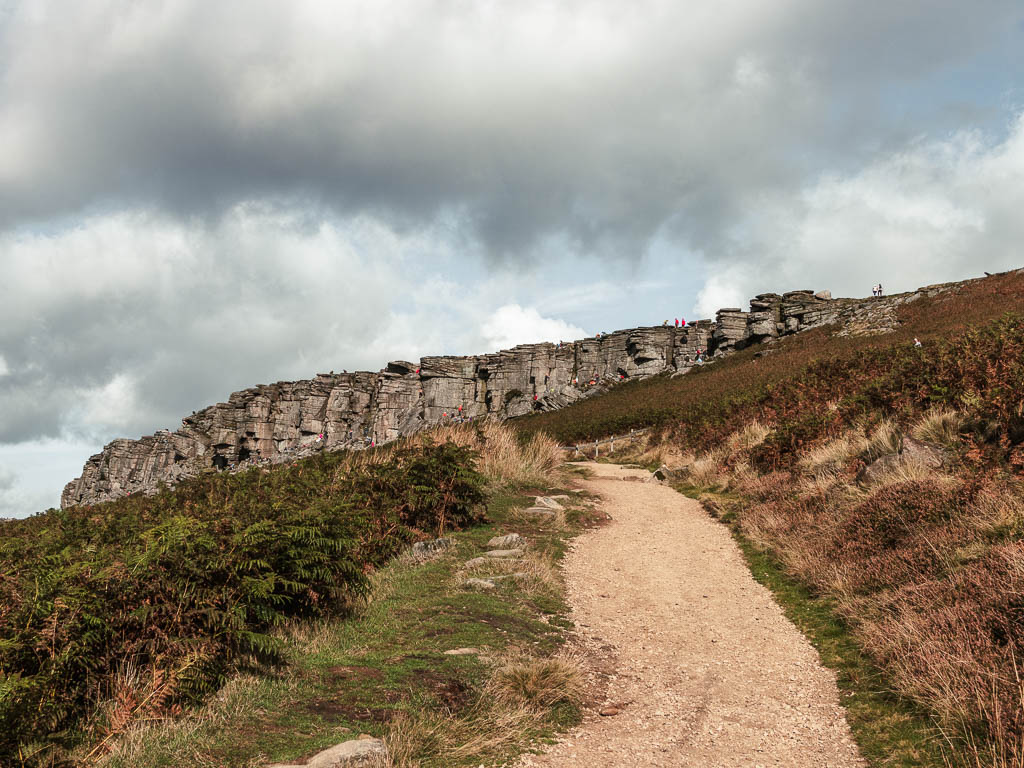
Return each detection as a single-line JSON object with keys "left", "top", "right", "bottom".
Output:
{"left": 0, "top": 440, "right": 486, "bottom": 766}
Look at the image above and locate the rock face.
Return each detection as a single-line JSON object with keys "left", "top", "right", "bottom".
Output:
{"left": 62, "top": 278, "right": 969, "bottom": 507}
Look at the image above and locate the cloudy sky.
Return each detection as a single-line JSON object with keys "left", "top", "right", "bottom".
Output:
{"left": 1, "top": 0, "right": 1023, "bottom": 517}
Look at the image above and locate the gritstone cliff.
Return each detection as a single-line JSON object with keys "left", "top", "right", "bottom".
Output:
{"left": 61, "top": 281, "right": 963, "bottom": 507}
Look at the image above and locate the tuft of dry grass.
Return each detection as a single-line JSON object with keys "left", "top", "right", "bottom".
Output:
{"left": 383, "top": 702, "right": 541, "bottom": 768}
{"left": 862, "top": 456, "right": 960, "bottom": 492}
{"left": 968, "top": 482, "right": 1024, "bottom": 539}
{"left": 487, "top": 652, "right": 585, "bottom": 710}
{"left": 424, "top": 422, "right": 563, "bottom": 489}
{"left": 726, "top": 421, "right": 772, "bottom": 454}
{"left": 911, "top": 408, "right": 964, "bottom": 451}
{"left": 382, "top": 650, "right": 583, "bottom": 768}
{"left": 861, "top": 418, "right": 903, "bottom": 463}
{"left": 798, "top": 431, "right": 867, "bottom": 477}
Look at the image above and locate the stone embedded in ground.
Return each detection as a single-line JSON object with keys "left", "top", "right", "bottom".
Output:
{"left": 444, "top": 647, "right": 482, "bottom": 655}
{"left": 533, "top": 496, "right": 565, "bottom": 510}
{"left": 856, "top": 452, "right": 903, "bottom": 485}
{"left": 487, "top": 533, "right": 524, "bottom": 549}
{"left": 463, "top": 578, "right": 497, "bottom": 590}
{"left": 901, "top": 436, "right": 947, "bottom": 468}
{"left": 484, "top": 548, "right": 524, "bottom": 559}
{"left": 464, "top": 556, "right": 490, "bottom": 568}
{"left": 598, "top": 706, "right": 621, "bottom": 716}
{"left": 411, "top": 537, "right": 454, "bottom": 558}
{"left": 268, "top": 736, "right": 386, "bottom": 768}
{"left": 523, "top": 507, "right": 556, "bottom": 519}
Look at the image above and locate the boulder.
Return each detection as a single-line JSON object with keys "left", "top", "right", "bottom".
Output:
{"left": 653, "top": 466, "right": 688, "bottom": 483}
{"left": 856, "top": 453, "right": 903, "bottom": 485}
{"left": 485, "top": 548, "right": 524, "bottom": 559}
{"left": 901, "top": 436, "right": 947, "bottom": 469}
{"left": 522, "top": 507, "right": 556, "bottom": 519}
{"left": 487, "top": 533, "right": 525, "bottom": 549}
{"left": 269, "top": 737, "right": 386, "bottom": 768}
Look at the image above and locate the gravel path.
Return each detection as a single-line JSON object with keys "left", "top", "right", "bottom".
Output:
{"left": 519, "top": 462, "right": 864, "bottom": 768}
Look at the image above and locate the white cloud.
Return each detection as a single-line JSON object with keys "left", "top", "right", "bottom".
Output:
{"left": 693, "top": 113, "right": 1024, "bottom": 310}
{"left": 0, "top": 355, "right": 8, "bottom": 376}
{"left": 480, "top": 304, "right": 587, "bottom": 353}
{"left": 0, "top": 437, "right": 96, "bottom": 518}
{"left": 694, "top": 268, "right": 751, "bottom": 319}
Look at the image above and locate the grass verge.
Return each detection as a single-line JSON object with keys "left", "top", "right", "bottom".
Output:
{"left": 692, "top": 488, "right": 947, "bottom": 767}
{"left": 96, "top": 489, "right": 598, "bottom": 768}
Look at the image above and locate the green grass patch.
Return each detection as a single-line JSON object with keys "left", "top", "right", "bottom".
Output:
{"left": 98, "top": 490, "right": 596, "bottom": 768}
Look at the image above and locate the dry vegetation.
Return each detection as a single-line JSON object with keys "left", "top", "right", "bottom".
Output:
{"left": 664, "top": 406, "right": 1024, "bottom": 766}
{"left": 420, "top": 422, "right": 564, "bottom": 490}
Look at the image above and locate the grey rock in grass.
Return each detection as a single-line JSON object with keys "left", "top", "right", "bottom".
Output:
{"left": 464, "top": 556, "right": 490, "bottom": 568}
{"left": 533, "top": 496, "right": 565, "bottom": 510}
{"left": 901, "top": 436, "right": 947, "bottom": 469}
{"left": 444, "top": 647, "right": 481, "bottom": 655}
{"left": 856, "top": 453, "right": 903, "bottom": 486}
{"left": 653, "top": 465, "right": 688, "bottom": 483}
{"left": 487, "top": 533, "right": 524, "bottom": 549}
{"left": 411, "top": 537, "right": 454, "bottom": 559}
{"left": 269, "top": 736, "right": 386, "bottom": 768}
{"left": 522, "top": 507, "right": 556, "bottom": 519}
{"left": 485, "top": 548, "right": 524, "bottom": 558}
{"left": 464, "top": 578, "right": 498, "bottom": 590}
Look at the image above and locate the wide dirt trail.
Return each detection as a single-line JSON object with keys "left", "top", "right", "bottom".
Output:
{"left": 520, "top": 462, "right": 863, "bottom": 768}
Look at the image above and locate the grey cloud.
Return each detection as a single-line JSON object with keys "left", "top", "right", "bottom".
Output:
{"left": 1, "top": 0, "right": 1020, "bottom": 259}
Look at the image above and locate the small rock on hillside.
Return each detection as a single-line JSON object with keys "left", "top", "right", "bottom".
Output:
{"left": 487, "top": 533, "right": 524, "bottom": 549}
{"left": 533, "top": 496, "right": 565, "bottom": 510}
{"left": 269, "top": 736, "right": 386, "bottom": 768}
{"left": 485, "top": 548, "right": 524, "bottom": 559}
{"left": 901, "top": 436, "right": 947, "bottom": 468}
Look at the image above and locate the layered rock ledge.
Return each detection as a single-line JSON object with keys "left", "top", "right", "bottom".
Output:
{"left": 61, "top": 280, "right": 964, "bottom": 507}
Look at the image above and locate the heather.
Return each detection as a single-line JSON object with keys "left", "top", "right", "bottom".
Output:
{"left": 0, "top": 439, "right": 486, "bottom": 767}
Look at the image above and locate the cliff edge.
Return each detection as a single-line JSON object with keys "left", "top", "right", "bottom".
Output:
{"left": 61, "top": 281, "right": 963, "bottom": 507}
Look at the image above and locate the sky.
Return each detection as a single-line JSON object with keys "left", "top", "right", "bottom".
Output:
{"left": 1, "top": 0, "right": 1023, "bottom": 518}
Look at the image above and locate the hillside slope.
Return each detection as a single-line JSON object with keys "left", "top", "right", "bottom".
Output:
{"left": 62, "top": 275, "right": 976, "bottom": 508}
{"left": 514, "top": 268, "right": 1024, "bottom": 764}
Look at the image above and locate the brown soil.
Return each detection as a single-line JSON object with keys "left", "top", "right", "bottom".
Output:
{"left": 520, "top": 462, "right": 864, "bottom": 767}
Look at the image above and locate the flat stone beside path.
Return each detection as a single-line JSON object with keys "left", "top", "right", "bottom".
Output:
{"left": 518, "top": 462, "right": 863, "bottom": 768}
{"left": 269, "top": 736, "right": 385, "bottom": 767}
{"left": 488, "top": 533, "right": 525, "bottom": 549}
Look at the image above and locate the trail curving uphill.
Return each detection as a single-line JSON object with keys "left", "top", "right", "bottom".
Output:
{"left": 521, "top": 462, "right": 863, "bottom": 768}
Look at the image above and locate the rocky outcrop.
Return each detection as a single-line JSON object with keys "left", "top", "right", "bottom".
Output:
{"left": 62, "top": 278, "right": 971, "bottom": 507}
